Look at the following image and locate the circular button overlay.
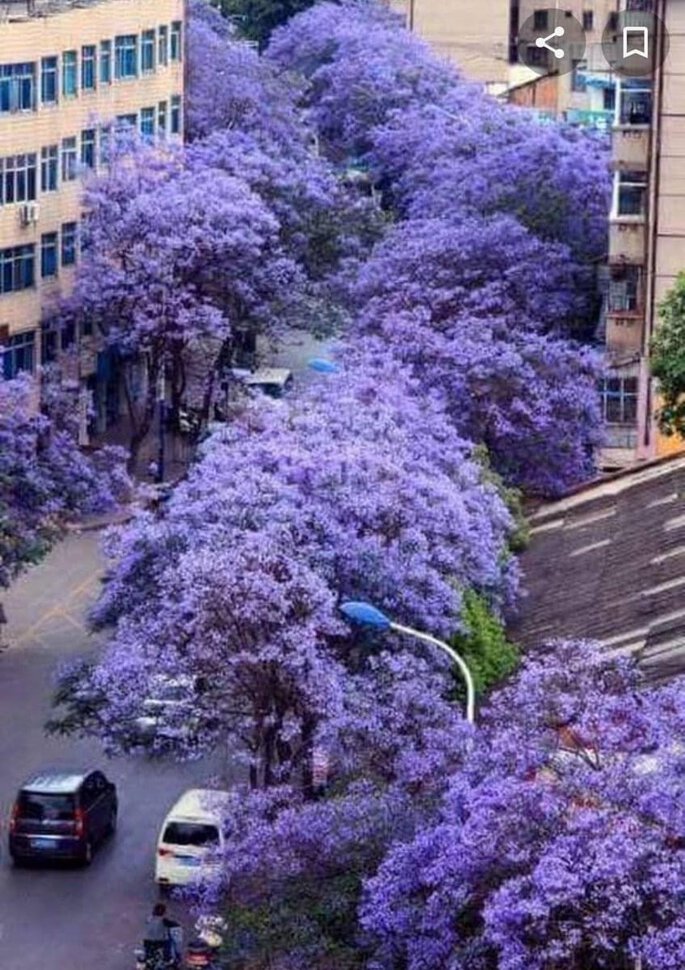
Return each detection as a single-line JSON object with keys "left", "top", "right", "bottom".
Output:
{"left": 602, "top": 9, "right": 669, "bottom": 79}
{"left": 518, "top": 9, "right": 587, "bottom": 77}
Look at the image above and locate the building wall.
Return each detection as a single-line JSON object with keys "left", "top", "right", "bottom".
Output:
{"left": 387, "top": 0, "right": 510, "bottom": 89}
{"left": 646, "top": 0, "right": 685, "bottom": 457}
{"left": 0, "top": 0, "right": 184, "bottom": 375}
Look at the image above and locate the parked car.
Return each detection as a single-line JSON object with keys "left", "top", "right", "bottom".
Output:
{"left": 132, "top": 674, "right": 204, "bottom": 746}
{"left": 244, "top": 367, "right": 294, "bottom": 399}
{"left": 155, "top": 788, "right": 230, "bottom": 890}
{"left": 9, "top": 768, "right": 117, "bottom": 865}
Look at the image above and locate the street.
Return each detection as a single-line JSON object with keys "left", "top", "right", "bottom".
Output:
{"left": 0, "top": 530, "right": 225, "bottom": 970}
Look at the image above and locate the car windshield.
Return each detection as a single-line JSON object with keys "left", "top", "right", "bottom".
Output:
{"left": 162, "top": 821, "right": 219, "bottom": 847}
{"left": 19, "top": 792, "right": 75, "bottom": 821}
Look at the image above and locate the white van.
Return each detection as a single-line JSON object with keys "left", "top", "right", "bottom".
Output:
{"left": 155, "top": 788, "right": 230, "bottom": 889}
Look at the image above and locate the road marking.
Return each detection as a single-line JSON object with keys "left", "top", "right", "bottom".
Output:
{"left": 11, "top": 573, "right": 99, "bottom": 646}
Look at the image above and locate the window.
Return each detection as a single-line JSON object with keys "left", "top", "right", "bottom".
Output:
{"left": 115, "top": 35, "right": 138, "bottom": 79}
{"left": 61, "top": 137, "right": 77, "bottom": 182}
{"left": 526, "top": 44, "right": 549, "bottom": 68}
{"left": 158, "top": 100, "right": 168, "bottom": 135}
{"left": 170, "top": 95, "right": 181, "bottom": 135}
{"left": 0, "top": 246, "right": 35, "bottom": 296}
{"left": 571, "top": 60, "right": 587, "bottom": 93}
{"left": 81, "top": 45, "right": 96, "bottom": 91}
{"left": 81, "top": 129, "right": 96, "bottom": 170}
{"left": 616, "top": 169, "right": 647, "bottom": 216}
{"left": 162, "top": 822, "right": 219, "bottom": 847}
{"left": 115, "top": 113, "right": 137, "bottom": 136}
{"left": 100, "top": 39, "right": 112, "bottom": 84}
{"left": 607, "top": 11, "right": 619, "bottom": 31}
{"left": 61, "top": 222, "right": 78, "bottom": 267}
{"left": 1, "top": 154, "right": 37, "bottom": 205}
{"left": 2, "top": 329, "right": 35, "bottom": 377}
{"left": 533, "top": 9, "right": 548, "bottom": 30}
{"left": 608, "top": 265, "right": 641, "bottom": 312}
{"left": 604, "top": 86, "right": 616, "bottom": 112}
{"left": 99, "top": 124, "right": 111, "bottom": 166}
{"left": 140, "top": 106, "right": 156, "bottom": 139}
{"left": 62, "top": 50, "right": 77, "bottom": 97}
{"left": 41, "top": 232, "right": 59, "bottom": 279}
{"left": 170, "top": 21, "right": 183, "bottom": 61}
{"left": 0, "top": 63, "right": 36, "bottom": 113}
{"left": 600, "top": 376, "right": 638, "bottom": 425}
{"left": 40, "top": 145, "right": 58, "bottom": 192}
{"left": 142, "top": 29, "right": 156, "bottom": 72}
{"left": 619, "top": 79, "right": 652, "bottom": 125}
{"left": 582, "top": 9, "right": 594, "bottom": 30}
{"left": 158, "top": 25, "right": 169, "bottom": 66}
{"left": 41, "top": 56, "right": 58, "bottom": 104}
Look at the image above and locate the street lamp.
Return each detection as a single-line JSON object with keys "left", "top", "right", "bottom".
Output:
{"left": 339, "top": 601, "right": 476, "bottom": 724}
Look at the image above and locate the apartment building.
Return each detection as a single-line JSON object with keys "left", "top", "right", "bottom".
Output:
{"left": 386, "top": 0, "right": 511, "bottom": 93}
{"left": 0, "top": 0, "right": 185, "bottom": 429}
{"left": 603, "top": 0, "right": 685, "bottom": 467}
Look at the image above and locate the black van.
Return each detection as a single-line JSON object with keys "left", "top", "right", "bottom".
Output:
{"left": 8, "top": 769, "right": 118, "bottom": 865}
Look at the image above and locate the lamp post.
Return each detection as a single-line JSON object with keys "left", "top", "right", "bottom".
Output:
{"left": 340, "top": 601, "right": 476, "bottom": 724}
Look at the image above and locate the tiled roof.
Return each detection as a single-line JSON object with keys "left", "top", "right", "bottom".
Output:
{"left": 508, "top": 455, "right": 685, "bottom": 683}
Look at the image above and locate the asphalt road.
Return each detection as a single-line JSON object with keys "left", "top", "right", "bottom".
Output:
{"left": 0, "top": 530, "right": 228, "bottom": 970}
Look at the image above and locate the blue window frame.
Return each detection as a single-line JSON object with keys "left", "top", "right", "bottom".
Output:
{"left": 100, "top": 40, "right": 112, "bottom": 84}
{"left": 61, "top": 137, "right": 77, "bottom": 182}
{"left": 0, "top": 154, "right": 37, "bottom": 205}
{"left": 41, "top": 233, "right": 59, "bottom": 279}
{"left": 81, "top": 129, "right": 96, "bottom": 169}
{"left": 62, "top": 50, "right": 77, "bottom": 97}
{"left": 2, "top": 329, "right": 35, "bottom": 378}
{"left": 140, "top": 106, "right": 155, "bottom": 139}
{"left": 142, "top": 29, "right": 156, "bottom": 72}
{"left": 61, "top": 223, "right": 78, "bottom": 267}
{"left": 170, "top": 21, "right": 182, "bottom": 61}
{"left": 158, "top": 26, "right": 169, "bottom": 66}
{"left": 115, "top": 35, "right": 138, "bottom": 79}
{"left": 0, "top": 63, "right": 36, "bottom": 113}
{"left": 170, "top": 95, "right": 181, "bottom": 135}
{"left": 41, "top": 56, "right": 58, "bottom": 104}
{"left": 81, "top": 45, "right": 96, "bottom": 91}
{"left": 0, "top": 246, "right": 35, "bottom": 295}
{"left": 41, "top": 145, "right": 58, "bottom": 192}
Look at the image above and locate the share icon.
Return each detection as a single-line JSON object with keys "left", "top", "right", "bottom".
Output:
{"left": 535, "top": 25, "right": 566, "bottom": 59}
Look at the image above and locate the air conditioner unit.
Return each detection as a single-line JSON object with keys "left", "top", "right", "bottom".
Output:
{"left": 19, "top": 201, "right": 39, "bottom": 226}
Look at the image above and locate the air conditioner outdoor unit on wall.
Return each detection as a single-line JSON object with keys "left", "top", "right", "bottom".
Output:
{"left": 19, "top": 202, "right": 39, "bottom": 226}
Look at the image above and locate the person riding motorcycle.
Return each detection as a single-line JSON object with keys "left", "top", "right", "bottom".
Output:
{"left": 142, "top": 902, "right": 182, "bottom": 967}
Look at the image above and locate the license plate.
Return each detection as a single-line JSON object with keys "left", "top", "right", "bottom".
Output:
{"left": 177, "top": 855, "right": 201, "bottom": 866}
{"left": 31, "top": 838, "right": 55, "bottom": 850}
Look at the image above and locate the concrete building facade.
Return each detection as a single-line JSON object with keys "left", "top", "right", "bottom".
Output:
{"left": 603, "top": 0, "right": 685, "bottom": 466}
{"left": 0, "top": 0, "right": 184, "bottom": 427}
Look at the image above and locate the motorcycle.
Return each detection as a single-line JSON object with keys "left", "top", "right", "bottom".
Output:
{"left": 134, "top": 925, "right": 184, "bottom": 970}
{"left": 184, "top": 915, "right": 227, "bottom": 968}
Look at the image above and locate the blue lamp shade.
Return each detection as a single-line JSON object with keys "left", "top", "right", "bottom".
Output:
{"left": 340, "top": 601, "right": 391, "bottom": 630}
{"left": 308, "top": 358, "right": 342, "bottom": 375}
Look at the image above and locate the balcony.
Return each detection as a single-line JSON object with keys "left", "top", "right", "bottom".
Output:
{"left": 613, "top": 126, "right": 650, "bottom": 168}
{"left": 609, "top": 220, "right": 646, "bottom": 262}
{"left": 605, "top": 313, "right": 644, "bottom": 353}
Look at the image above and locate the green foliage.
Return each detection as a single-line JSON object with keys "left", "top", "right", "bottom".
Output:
{"left": 221, "top": 873, "right": 365, "bottom": 969}
{"left": 452, "top": 590, "right": 519, "bottom": 698}
{"left": 473, "top": 444, "right": 529, "bottom": 553}
{"left": 651, "top": 271, "right": 685, "bottom": 438}
{"left": 213, "top": 0, "right": 319, "bottom": 48}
